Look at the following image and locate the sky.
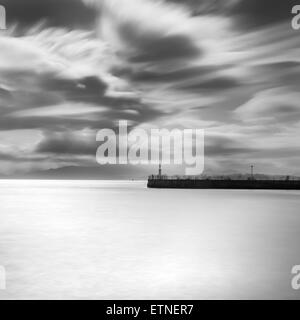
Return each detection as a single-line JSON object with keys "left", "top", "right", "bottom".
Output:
{"left": 0, "top": 0, "right": 300, "bottom": 179}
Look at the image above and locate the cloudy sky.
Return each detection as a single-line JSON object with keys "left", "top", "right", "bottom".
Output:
{"left": 0, "top": 0, "right": 299, "bottom": 178}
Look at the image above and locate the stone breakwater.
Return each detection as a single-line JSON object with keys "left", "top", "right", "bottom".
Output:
{"left": 147, "top": 178, "right": 300, "bottom": 190}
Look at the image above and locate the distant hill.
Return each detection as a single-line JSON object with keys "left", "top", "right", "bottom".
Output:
{"left": 1, "top": 165, "right": 153, "bottom": 180}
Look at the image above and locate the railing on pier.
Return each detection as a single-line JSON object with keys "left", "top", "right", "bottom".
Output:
{"left": 149, "top": 175, "right": 209, "bottom": 180}
{"left": 148, "top": 175, "right": 300, "bottom": 182}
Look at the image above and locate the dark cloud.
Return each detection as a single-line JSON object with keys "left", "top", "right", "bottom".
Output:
{"left": 112, "top": 63, "right": 240, "bottom": 94}
{"left": 176, "top": 76, "right": 241, "bottom": 92}
{"left": 42, "top": 75, "right": 107, "bottom": 96}
{"left": 256, "top": 61, "right": 300, "bottom": 73}
{"left": 1, "top": 0, "right": 97, "bottom": 29}
{"left": 0, "top": 96, "right": 164, "bottom": 132}
{"left": 0, "top": 67, "right": 166, "bottom": 132}
{"left": 112, "top": 65, "right": 222, "bottom": 83}
{"left": 0, "top": 87, "right": 11, "bottom": 100}
{"left": 118, "top": 23, "right": 201, "bottom": 63}
{"left": 0, "top": 151, "right": 19, "bottom": 162}
{"left": 166, "top": 0, "right": 297, "bottom": 29}
{"left": 0, "top": 115, "right": 111, "bottom": 131}
{"left": 39, "top": 74, "right": 108, "bottom": 105}
{"left": 1, "top": 70, "right": 107, "bottom": 113}
{"left": 36, "top": 132, "right": 96, "bottom": 155}
{"left": 0, "top": 87, "right": 12, "bottom": 110}
{"left": 231, "top": 0, "right": 298, "bottom": 29}
{"left": 267, "top": 61, "right": 300, "bottom": 68}
{"left": 0, "top": 70, "right": 62, "bottom": 111}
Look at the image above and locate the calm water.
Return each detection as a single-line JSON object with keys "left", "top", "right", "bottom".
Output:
{"left": 0, "top": 180, "right": 299, "bottom": 300}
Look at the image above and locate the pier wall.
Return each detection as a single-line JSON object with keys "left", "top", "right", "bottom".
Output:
{"left": 147, "top": 179, "right": 300, "bottom": 190}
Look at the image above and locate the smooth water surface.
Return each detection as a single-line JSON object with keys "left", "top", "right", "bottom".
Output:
{"left": 0, "top": 180, "right": 299, "bottom": 299}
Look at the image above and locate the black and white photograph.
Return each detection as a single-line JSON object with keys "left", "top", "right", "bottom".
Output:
{"left": 0, "top": 0, "right": 300, "bottom": 305}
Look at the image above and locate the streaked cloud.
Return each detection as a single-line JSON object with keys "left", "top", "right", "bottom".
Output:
{"left": 1, "top": 0, "right": 97, "bottom": 29}
{"left": 0, "top": 0, "right": 299, "bottom": 177}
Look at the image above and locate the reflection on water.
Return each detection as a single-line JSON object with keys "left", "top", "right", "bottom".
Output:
{"left": 0, "top": 180, "right": 299, "bottom": 299}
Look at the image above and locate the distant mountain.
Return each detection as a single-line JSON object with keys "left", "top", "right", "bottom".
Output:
{"left": 2, "top": 165, "right": 154, "bottom": 180}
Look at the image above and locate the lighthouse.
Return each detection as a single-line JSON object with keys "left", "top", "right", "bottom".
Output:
{"left": 158, "top": 164, "right": 162, "bottom": 178}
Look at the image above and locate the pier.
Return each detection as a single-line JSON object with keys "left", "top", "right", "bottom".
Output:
{"left": 147, "top": 165, "right": 300, "bottom": 190}
{"left": 147, "top": 177, "right": 300, "bottom": 190}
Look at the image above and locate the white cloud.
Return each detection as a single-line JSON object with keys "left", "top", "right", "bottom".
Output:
{"left": 235, "top": 88, "right": 300, "bottom": 122}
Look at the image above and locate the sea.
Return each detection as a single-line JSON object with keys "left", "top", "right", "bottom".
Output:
{"left": 0, "top": 180, "right": 299, "bottom": 300}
